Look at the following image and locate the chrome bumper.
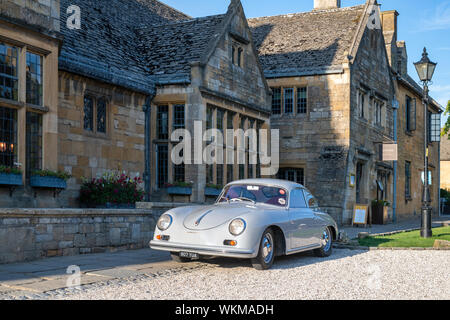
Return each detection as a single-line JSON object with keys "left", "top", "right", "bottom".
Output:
{"left": 149, "top": 240, "right": 257, "bottom": 259}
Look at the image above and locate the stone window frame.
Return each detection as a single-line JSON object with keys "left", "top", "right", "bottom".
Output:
{"left": 25, "top": 50, "right": 43, "bottom": 107}
{"left": 405, "top": 95, "right": 416, "bottom": 133}
{"left": 82, "top": 92, "right": 110, "bottom": 137}
{"left": 204, "top": 103, "right": 258, "bottom": 185}
{"left": 373, "top": 98, "right": 385, "bottom": 127}
{"left": 297, "top": 87, "right": 308, "bottom": 114}
{"left": 405, "top": 160, "right": 412, "bottom": 200}
{"left": 271, "top": 86, "right": 309, "bottom": 117}
{"left": 277, "top": 167, "right": 306, "bottom": 186}
{"left": 0, "top": 42, "right": 19, "bottom": 102}
{"left": 25, "top": 111, "right": 43, "bottom": 179}
{"left": 357, "top": 89, "right": 367, "bottom": 120}
{"left": 0, "top": 106, "right": 18, "bottom": 168}
{"left": 231, "top": 41, "right": 244, "bottom": 69}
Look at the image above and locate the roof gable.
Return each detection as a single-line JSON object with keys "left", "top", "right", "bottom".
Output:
{"left": 248, "top": 5, "right": 365, "bottom": 77}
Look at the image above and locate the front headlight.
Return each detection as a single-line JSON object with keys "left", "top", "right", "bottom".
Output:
{"left": 229, "top": 218, "right": 246, "bottom": 236}
{"left": 157, "top": 214, "right": 173, "bottom": 231}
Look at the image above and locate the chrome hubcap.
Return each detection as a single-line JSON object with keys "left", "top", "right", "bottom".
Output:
{"left": 262, "top": 233, "right": 274, "bottom": 263}
{"left": 322, "top": 229, "right": 331, "bottom": 251}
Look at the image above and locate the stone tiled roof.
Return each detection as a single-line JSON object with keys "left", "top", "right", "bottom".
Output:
{"left": 441, "top": 136, "right": 450, "bottom": 161}
{"left": 137, "top": 14, "right": 226, "bottom": 84}
{"left": 248, "top": 5, "right": 365, "bottom": 77}
{"left": 59, "top": 0, "right": 189, "bottom": 95}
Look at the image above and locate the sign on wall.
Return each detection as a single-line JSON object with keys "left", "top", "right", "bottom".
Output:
{"left": 382, "top": 144, "right": 398, "bottom": 161}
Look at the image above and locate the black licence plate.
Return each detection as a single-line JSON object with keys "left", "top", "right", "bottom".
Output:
{"left": 179, "top": 252, "right": 199, "bottom": 259}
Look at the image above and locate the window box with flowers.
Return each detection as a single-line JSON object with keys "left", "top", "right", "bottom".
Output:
{"left": 0, "top": 165, "right": 23, "bottom": 197}
{"left": 205, "top": 183, "right": 223, "bottom": 197}
{"left": 165, "top": 182, "right": 193, "bottom": 196}
{"left": 30, "top": 170, "right": 71, "bottom": 197}
{"left": 79, "top": 172, "right": 144, "bottom": 208}
{"left": 30, "top": 170, "right": 71, "bottom": 189}
{"left": 0, "top": 165, "right": 23, "bottom": 187}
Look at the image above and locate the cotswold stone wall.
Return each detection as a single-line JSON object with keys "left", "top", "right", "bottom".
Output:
{"left": 0, "top": 209, "right": 159, "bottom": 264}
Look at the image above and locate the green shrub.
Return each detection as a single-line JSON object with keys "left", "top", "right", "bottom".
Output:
{"left": 0, "top": 165, "right": 22, "bottom": 175}
{"left": 32, "top": 169, "right": 72, "bottom": 181}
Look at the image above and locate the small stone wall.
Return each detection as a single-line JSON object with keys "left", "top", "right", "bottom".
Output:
{"left": 0, "top": 208, "right": 160, "bottom": 264}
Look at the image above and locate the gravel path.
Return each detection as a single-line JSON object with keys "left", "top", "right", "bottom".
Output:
{"left": 38, "top": 249, "right": 450, "bottom": 300}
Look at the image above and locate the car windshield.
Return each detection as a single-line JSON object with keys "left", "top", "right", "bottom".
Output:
{"left": 218, "top": 184, "right": 288, "bottom": 207}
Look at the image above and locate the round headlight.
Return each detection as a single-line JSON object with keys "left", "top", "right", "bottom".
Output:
{"left": 229, "top": 218, "right": 246, "bottom": 236}
{"left": 157, "top": 214, "right": 173, "bottom": 231}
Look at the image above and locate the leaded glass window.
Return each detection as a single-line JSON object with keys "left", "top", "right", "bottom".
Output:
{"left": 96, "top": 98, "right": 107, "bottom": 133}
{"left": 0, "top": 43, "right": 19, "bottom": 101}
{"left": 173, "top": 104, "right": 185, "bottom": 130}
{"left": 0, "top": 106, "right": 17, "bottom": 167}
{"left": 84, "top": 96, "right": 94, "bottom": 131}
{"left": 157, "top": 105, "right": 169, "bottom": 140}
{"left": 297, "top": 87, "right": 307, "bottom": 114}
{"left": 284, "top": 88, "right": 294, "bottom": 114}
{"left": 26, "top": 112, "right": 42, "bottom": 178}
{"left": 157, "top": 144, "right": 168, "bottom": 188}
{"left": 26, "top": 52, "right": 43, "bottom": 106}
{"left": 271, "top": 88, "right": 281, "bottom": 115}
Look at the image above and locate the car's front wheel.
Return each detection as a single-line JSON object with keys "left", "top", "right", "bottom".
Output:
{"left": 251, "top": 228, "right": 275, "bottom": 270}
{"left": 314, "top": 227, "right": 333, "bottom": 257}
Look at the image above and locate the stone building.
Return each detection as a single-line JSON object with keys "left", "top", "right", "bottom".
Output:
{"left": 248, "top": 0, "right": 397, "bottom": 224}
{"left": 441, "top": 137, "right": 450, "bottom": 192}
{"left": 381, "top": 10, "right": 442, "bottom": 219}
{"left": 0, "top": 0, "right": 270, "bottom": 208}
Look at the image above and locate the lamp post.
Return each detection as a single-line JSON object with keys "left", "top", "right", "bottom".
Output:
{"left": 414, "top": 47, "right": 437, "bottom": 238}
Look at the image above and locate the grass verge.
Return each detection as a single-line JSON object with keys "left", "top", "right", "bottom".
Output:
{"left": 357, "top": 226, "right": 450, "bottom": 248}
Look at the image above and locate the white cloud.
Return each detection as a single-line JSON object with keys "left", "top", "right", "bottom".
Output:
{"left": 421, "top": 1, "right": 450, "bottom": 31}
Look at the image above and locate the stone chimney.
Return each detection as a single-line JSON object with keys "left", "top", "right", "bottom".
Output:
{"left": 0, "top": 0, "right": 60, "bottom": 33}
{"left": 381, "top": 10, "right": 399, "bottom": 72}
{"left": 313, "top": 0, "right": 341, "bottom": 10}
{"left": 396, "top": 41, "right": 408, "bottom": 77}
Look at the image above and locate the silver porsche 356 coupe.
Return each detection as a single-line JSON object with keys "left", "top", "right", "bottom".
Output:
{"left": 149, "top": 179, "right": 338, "bottom": 270}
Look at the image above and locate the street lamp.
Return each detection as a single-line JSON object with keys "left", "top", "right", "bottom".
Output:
{"left": 414, "top": 47, "right": 437, "bottom": 238}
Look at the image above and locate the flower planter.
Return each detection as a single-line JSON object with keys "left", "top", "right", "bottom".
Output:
{"left": 30, "top": 176, "right": 67, "bottom": 189}
{"left": 205, "top": 187, "right": 221, "bottom": 197}
{"left": 0, "top": 173, "right": 23, "bottom": 186}
{"left": 167, "top": 186, "right": 192, "bottom": 196}
{"left": 371, "top": 204, "right": 388, "bottom": 225}
{"left": 94, "top": 203, "right": 136, "bottom": 209}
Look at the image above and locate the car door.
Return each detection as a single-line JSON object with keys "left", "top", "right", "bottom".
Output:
{"left": 288, "top": 188, "right": 317, "bottom": 250}
{"left": 302, "top": 189, "right": 325, "bottom": 245}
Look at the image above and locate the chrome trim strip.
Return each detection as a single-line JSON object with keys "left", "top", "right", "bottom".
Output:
{"left": 286, "top": 243, "right": 322, "bottom": 255}
{"left": 149, "top": 240, "right": 257, "bottom": 259}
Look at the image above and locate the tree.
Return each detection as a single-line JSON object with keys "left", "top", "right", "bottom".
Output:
{"left": 441, "top": 100, "right": 450, "bottom": 139}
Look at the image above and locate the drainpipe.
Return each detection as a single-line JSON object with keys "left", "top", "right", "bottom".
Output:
{"left": 392, "top": 98, "right": 399, "bottom": 223}
{"left": 143, "top": 94, "right": 154, "bottom": 202}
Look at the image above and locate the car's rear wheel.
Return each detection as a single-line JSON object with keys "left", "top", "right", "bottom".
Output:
{"left": 251, "top": 229, "right": 275, "bottom": 270}
{"left": 314, "top": 227, "right": 333, "bottom": 257}
{"left": 170, "top": 252, "right": 191, "bottom": 263}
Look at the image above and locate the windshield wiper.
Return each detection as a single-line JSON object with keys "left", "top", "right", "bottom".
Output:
{"left": 230, "top": 197, "right": 256, "bottom": 204}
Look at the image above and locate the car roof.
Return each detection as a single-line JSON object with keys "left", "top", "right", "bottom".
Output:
{"left": 226, "top": 178, "right": 304, "bottom": 191}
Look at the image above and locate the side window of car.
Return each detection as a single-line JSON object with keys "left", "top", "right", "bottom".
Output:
{"left": 290, "top": 189, "right": 307, "bottom": 208}
{"left": 303, "top": 190, "right": 319, "bottom": 209}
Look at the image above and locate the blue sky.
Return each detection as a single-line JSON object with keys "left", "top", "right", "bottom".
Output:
{"left": 162, "top": 0, "right": 450, "bottom": 122}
